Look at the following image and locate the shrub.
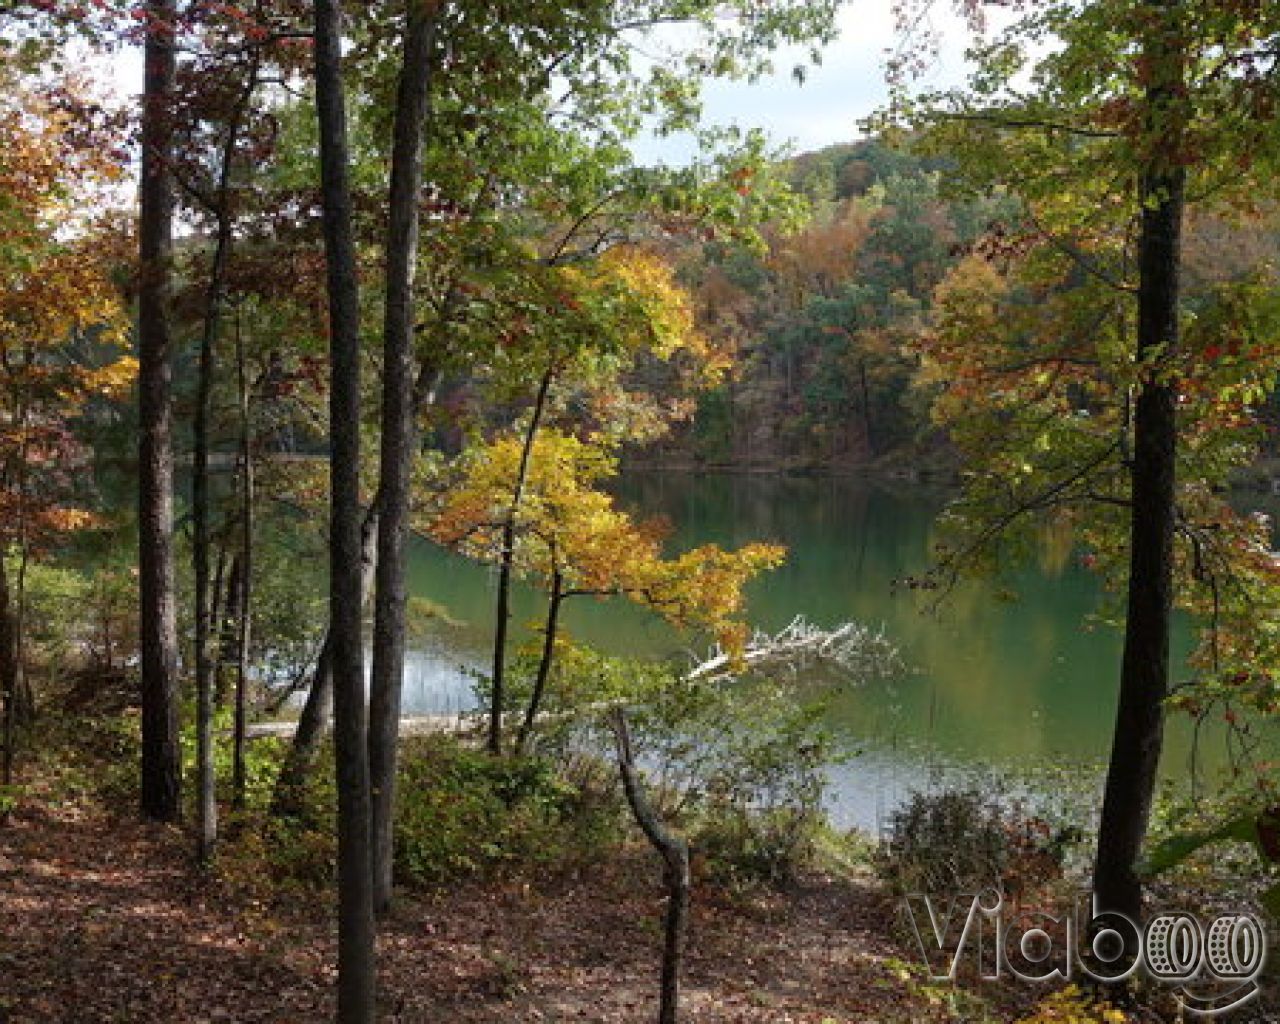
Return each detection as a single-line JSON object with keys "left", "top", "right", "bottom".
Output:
{"left": 84, "top": 710, "right": 143, "bottom": 809}
{"left": 209, "top": 742, "right": 338, "bottom": 893}
{"left": 689, "top": 724, "right": 835, "bottom": 888}
{"left": 214, "top": 810, "right": 337, "bottom": 893}
{"left": 878, "top": 788, "right": 1074, "bottom": 900}
{"left": 880, "top": 788, "right": 1012, "bottom": 896}
{"left": 616, "top": 662, "right": 842, "bottom": 889}
{"left": 178, "top": 708, "right": 290, "bottom": 814}
{"left": 394, "top": 735, "right": 621, "bottom": 887}
{"left": 520, "top": 647, "right": 850, "bottom": 889}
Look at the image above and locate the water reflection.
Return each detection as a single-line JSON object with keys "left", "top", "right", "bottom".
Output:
{"left": 404, "top": 472, "right": 1263, "bottom": 830}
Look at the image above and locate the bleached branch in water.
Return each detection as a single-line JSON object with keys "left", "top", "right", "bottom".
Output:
{"left": 686, "top": 616, "right": 900, "bottom": 683}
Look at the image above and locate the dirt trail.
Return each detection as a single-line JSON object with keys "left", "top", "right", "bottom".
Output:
{"left": 0, "top": 800, "right": 989, "bottom": 1023}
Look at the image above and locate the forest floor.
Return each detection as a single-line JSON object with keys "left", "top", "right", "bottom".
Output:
{"left": 0, "top": 792, "right": 1048, "bottom": 1023}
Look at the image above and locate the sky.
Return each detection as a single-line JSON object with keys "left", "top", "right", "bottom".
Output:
{"left": 97, "top": 3, "right": 986, "bottom": 165}
{"left": 630, "top": 3, "right": 984, "bottom": 164}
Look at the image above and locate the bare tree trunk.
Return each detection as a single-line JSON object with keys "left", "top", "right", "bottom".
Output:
{"left": 369, "top": 5, "right": 438, "bottom": 918}
{"left": 272, "top": 503, "right": 378, "bottom": 817}
{"left": 515, "top": 568, "right": 562, "bottom": 756}
{"left": 232, "top": 308, "right": 255, "bottom": 810}
{"left": 12, "top": 402, "right": 32, "bottom": 730}
{"left": 0, "top": 551, "right": 18, "bottom": 821}
{"left": 138, "top": 0, "right": 182, "bottom": 823}
{"left": 1093, "top": 0, "right": 1185, "bottom": 926}
{"left": 315, "top": 0, "right": 375, "bottom": 1017}
{"left": 209, "top": 538, "right": 227, "bottom": 703}
{"left": 217, "top": 552, "right": 243, "bottom": 705}
{"left": 273, "top": 360, "right": 443, "bottom": 818}
{"left": 490, "top": 365, "right": 553, "bottom": 755}
{"left": 613, "top": 710, "right": 689, "bottom": 1024}
{"left": 193, "top": 61, "right": 257, "bottom": 863}
{"left": 858, "top": 357, "right": 874, "bottom": 459}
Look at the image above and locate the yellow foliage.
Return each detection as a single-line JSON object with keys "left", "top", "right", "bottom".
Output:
{"left": 0, "top": 71, "right": 129, "bottom": 548}
{"left": 1014, "top": 986, "right": 1131, "bottom": 1024}
{"left": 79, "top": 356, "right": 140, "bottom": 398}
{"left": 425, "top": 428, "right": 783, "bottom": 650}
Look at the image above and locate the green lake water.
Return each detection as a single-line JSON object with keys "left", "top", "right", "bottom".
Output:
{"left": 402, "top": 472, "right": 1264, "bottom": 831}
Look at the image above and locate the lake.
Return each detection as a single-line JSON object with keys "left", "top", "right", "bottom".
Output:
{"left": 401, "top": 472, "right": 1261, "bottom": 832}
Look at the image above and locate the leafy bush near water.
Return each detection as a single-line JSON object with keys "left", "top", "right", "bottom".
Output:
{"left": 38, "top": 651, "right": 854, "bottom": 896}
{"left": 518, "top": 647, "right": 852, "bottom": 888}
{"left": 878, "top": 788, "right": 1074, "bottom": 899}
{"left": 394, "top": 734, "right": 623, "bottom": 887}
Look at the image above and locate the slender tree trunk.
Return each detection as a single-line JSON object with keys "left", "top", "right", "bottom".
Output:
{"left": 490, "top": 365, "right": 553, "bottom": 755}
{"left": 0, "top": 551, "right": 18, "bottom": 819}
{"left": 193, "top": 298, "right": 217, "bottom": 855}
{"left": 272, "top": 503, "right": 378, "bottom": 817}
{"left": 12, "top": 408, "right": 32, "bottom": 729}
{"left": 232, "top": 310, "right": 255, "bottom": 810}
{"left": 209, "top": 538, "right": 227, "bottom": 699}
{"left": 858, "top": 358, "right": 874, "bottom": 459}
{"left": 515, "top": 568, "right": 562, "bottom": 756}
{"left": 193, "top": 65, "right": 256, "bottom": 862}
{"left": 1093, "top": 0, "right": 1185, "bottom": 924}
{"left": 315, "top": 0, "right": 375, "bottom": 1017}
{"left": 138, "top": 0, "right": 182, "bottom": 823}
{"left": 273, "top": 363, "right": 442, "bottom": 818}
{"left": 217, "top": 552, "right": 243, "bottom": 705}
{"left": 613, "top": 709, "right": 689, "bottom": 1024}
{"left": 369, "top": 5, "right": 438, "bottom": 918}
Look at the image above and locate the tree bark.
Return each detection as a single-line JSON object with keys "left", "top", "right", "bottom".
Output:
{"left": 0, "top": 551, "right": 18, "bottom": 819}
{"left": 490, "top": 365, "right": 553, "bottom": 754}
{"left": 315, "top": 0, "right": 376, "bottom": 1017}
{"left": 138, "top": 0, "right": 182, "bottom": 824}
{"left": 209, "top": 538, "right": 227, "bottom": 704}
{"left": 193, "top": 59, "right": 257, "bottom": 862}
{"left": 613, "top": 709, "right": 689, "bottom": 1024}
{"left": 272, "top": 502, "right": 379, "bottom": 818}
{"left": 273, "top": 360, "right": 443, "bottom": 818}
{"left": 232, "top": 308, "right": 255, "bottom": 811}
{"left": 369, "top": 3, "right": 438, "bottom": 918}
{"left": 1093, "top": 0, "right": 1186, "bottom": 924}
{"left": 515, "top": 568, "right": 562, "bottom": 756}
{"left": 217, "top": 552, "right": 243, "bottom": 705}
{"left": 192, "top": 217, "right": 221, "bottom": 860}
{"left": 858, "top": 357, "right": 874, "bottom": 459}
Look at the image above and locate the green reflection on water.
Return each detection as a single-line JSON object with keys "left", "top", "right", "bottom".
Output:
{"left": 405, "top": 472, "right": 1266, "bottom": 825}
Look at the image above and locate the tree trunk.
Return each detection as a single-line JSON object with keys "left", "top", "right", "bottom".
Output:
{"left": 613, "top": 709, "right": 689, "bottom": 1024}
{"left": 315, "top": 0, "right": 376, "bottom": 1018}
{"left": 192, "top": 227, "right": 220, "bottom": 860}
{"left": 232, "top": 309, "right": 255, "bottom": 811}
{"left": 369, "top": 5, "right": 438, "bottom": 918}
{"left": 273, "top": 360, "right": 443, "bottom": 818}
{"left": 515, "top": 568, "right": 562, "bottom": 756}
{"left": 858, "top": 357, "right": 874, "bottom": 459}
{"left": 217, "top": 552, "right": 243, "bottom": 705}
{"left": 490, "top": 365, "right": 553, "bottom": 755}
{"left": 138, "top": 0, "right": 182, "bottom": 824}
{"left": 209, "top": 539, "right": 227, "bottom": 703}
{"left": 11, "top": 448, "right": 32, "bottom": 730}
{"left": 0, "top": 551, "right": 18, "bottom": 819}
{"left": 1093, "top": 0, "right": 1185, "bottom": 925}
{"left": 193, "top": 63, "right": 256, "bottom": 863}
{"left": 272, "top": 503, "right": 378, "bottom": 818}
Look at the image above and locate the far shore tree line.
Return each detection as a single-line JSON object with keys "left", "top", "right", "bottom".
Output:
{"left": 1, "top": 0, "right": 1280, "bottom": 1021}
